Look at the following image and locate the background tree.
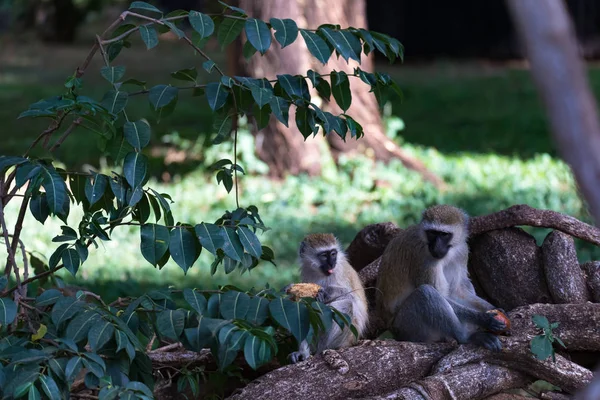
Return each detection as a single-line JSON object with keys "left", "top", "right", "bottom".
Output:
{"left": 229, "top": 0, "right": 444, "bottom": 186}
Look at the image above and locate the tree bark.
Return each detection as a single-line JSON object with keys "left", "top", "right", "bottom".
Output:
{"left": 227, "top": 303, "right": 598, "bottom": 400}
{"left": 505, "top": 0, "right": 600, "bottom": 224}
{"left": 235, "top": 0, "right": 324, "bottom": 178}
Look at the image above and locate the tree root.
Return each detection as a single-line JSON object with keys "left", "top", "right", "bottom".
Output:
{"left": 226, "top": 303, "right": 599, "bottom": 400}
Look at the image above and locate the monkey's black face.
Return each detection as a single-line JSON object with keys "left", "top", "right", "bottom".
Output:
{"left": 317, "top": 249, "right": 338, "bottom": 276}
{"left": 425, "top": 230, "right": 453, "bottom": 259}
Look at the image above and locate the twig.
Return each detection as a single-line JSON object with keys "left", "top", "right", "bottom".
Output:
{"left": 3, "top": 196, "right": 30, "bottom": 276}
{"left": 182, "top": 36, "right": 225, "bottom": 76}
{"left": 0, "top": 196, "right": 20, "bottom": 288}
{"left": 146, "top": 333, "right": 157, "bottom": 352}
{"left": 48, "top": 118, "right": 83, "bottom": 152}
{"left": 149, "top": 342, "right": 182, "bottom": 353}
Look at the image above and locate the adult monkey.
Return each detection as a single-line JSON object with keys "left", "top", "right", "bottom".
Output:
{"left": 376, "top": 205, "right": 506, "bottom": 351}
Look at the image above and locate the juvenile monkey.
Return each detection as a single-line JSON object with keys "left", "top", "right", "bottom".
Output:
{"left": 376, "top": 205, "right": 506, "bottom": 351}
{"left": 288, "top": 233, "right": 368, "bottom": 363}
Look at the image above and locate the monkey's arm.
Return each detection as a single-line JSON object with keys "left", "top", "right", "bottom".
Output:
{"left": 458, "top": 279, "right": 497, "bottom": 312}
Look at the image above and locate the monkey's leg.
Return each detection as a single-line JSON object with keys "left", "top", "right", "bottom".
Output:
{"left": 390, "top": 284, "right": 470, "bottom": 344}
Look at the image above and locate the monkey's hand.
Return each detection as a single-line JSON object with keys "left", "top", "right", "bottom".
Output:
{"left": 316, "top": 287, "right": 330, "bottom": 304}
{"left": 469, "top": 331, "right": 502, "bottom": 352}
{"left": 289, "top": 349, "right": 310, "bottom": 364}
{"left": 482, "top": 311, "right": 507, "bottom": 332}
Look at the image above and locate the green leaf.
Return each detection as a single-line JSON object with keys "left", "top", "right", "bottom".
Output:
{"left": 101, "top": 90, "right": 128, "bottom": 115}
{"left": 211, "top": 111, "right": 234, "bottom": 144}
{"left": 123, "top": 152, "right": 147, "bottom": 189}
{"left": 164, "top": 21, "right": 185, "bottom": 38}
{"left": 88, "top": 319, "right": 115, "bottom": 351}
{"left": 300, "top": 29, "right": 331, "bottom": 64}
{"left": 39, "top": 375, "right": 61, "bottom": 400}
{"left": 218, "top": 1, "right": 247, "bottom": 16}
{"left": 530, "top": 335, "right": 554, "bottom": 360}
{"left": 189, "top": 11, "right": 214, "bottom": 39}
{"left": 157, "top": 309, "right": 186, "bottom": 340}
{"left": 36, "top": 289, "right": 62, "bottom": 308}
{"left": 51, "top": 296, "right": 83, "bottom": 327}
{"left": 195, "top": 223, "right": 225, "bottom": 255}
{"left": 183, "top": 289, "right": 207, "bottom": 315}
{"left": 0, "top": 156, "right": 28, "bottom": 173}
{"left": 244, "top": 18, "right": 271, "bottom": 55}
{"left": 107, "top": 130, "right": 134, "bottom": 164}
{"left": 140, "top": 223, "right": 170, "bottom": 266}
{"left": 217, "top": 18, "right": 245, "bottom": 49}
{"left": 276, "top": 74, "right": 310, "bottom": 101}
{"left": 66, "top": 311, "right": 101, "bottom": 343}
{"left": 65, "top": 356, "right": 84, "bottom": 382}
{"left": 125, "top": 382, "right": 153, "bottom": 397}
{"left": 29, "top": 192, "right": 50, "bottom": 224}
{"left": 242, "top": 40, "right": 257, "bottom": 59}
{"left": 28, "top": 384, "right": 41, "bottom": 400}
{"left": 295, "top": 106, "right": 317, "bottom": 139}
{"left": 100, "top": 66, "right": 126, "bottom": 84}
{"left": 149, "top": 189, "right": 174, "bottom": 226}
{"left": 129, "top": 1, "right": 162, "bottom": 14}
{"left": 217, "top": 326, "right": 247, "bottom": 369}
{"left": 221, "top": 227, "right": 245, "bottom": 262}
{"left": 149, "top": 85, "right": 178, "bottom": 109}
{"left": 270, "top": 18, "right": 298, "bottom": 48}
{"left": 39, "top": 165, "right": 67, "bottom": 215}
{"left": 331, "top": 70, "right": 352, "bottom": 112}
{"left": 268, "top": 297, "right": 310, "bottom": 343}
{"left": 319, "top": 27, "right": 362, "bottom": 63}
{"left": 220, "top": 291, "right": 250, "bottom": 320}
{"left": 323, "top": 111, "right": 347, "bottom": 139}
{"left": 170, "top": 67, "right": 198, "bottom": 82}
{"left": 184, "top": 316, "right": 228, "bottom": 351}
{"left": 85, "top": 173, "right": 108, "bottom": 206}
{"left": 0, "top": 276, "right": 6, "bottom": 291}
{"left": 344, "top": 115, "right": 363, "bottom": 138}
{"left": 0, "top": 297, "right": 17, "bottom": 325}
{"left": 237, "top": 227, "right": 262, "bottom": 258}
{"left": 532, "top": 315, "right": 551, "bottom": 330}
{"left": 62, "top": 248, "right": 81, "bottom": 276}
{"left": 269, "top": 96, "right": 290, "bottom": 127}
{"left": 246, "top": 296, "right": 269, "bottom": 325}
{"left": 249, "top": 81, "right": 273, "bottom": 109}
{"left": 206, "top": 82, "right": 229, "bottom": 111}
{"left": 139, "top": 25, "right": 159, "bottom": 49}
{"left": 253, "top": 103, "right": 271, "bottom": 130}
{"left": 124, "top": 120, "right": 151, "bottom": 150}
{"left": 243, "top": 334, "right": 272, "bottom": 370}
{"left": 169, "top": 227, "right": 200, "bottom": 273}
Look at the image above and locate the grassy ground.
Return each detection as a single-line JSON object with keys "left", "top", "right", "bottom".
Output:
{"left": 1, "top": 28, "right": 597, "bottom": 301}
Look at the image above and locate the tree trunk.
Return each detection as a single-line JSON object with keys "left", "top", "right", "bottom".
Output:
{"left": 303, "top": 0, "right": 446, "bottom": 188}
{"left": 234, "top": 0, "right": 324, "bottom": 179}
{"left": 231, "top": 0, "right": 444, "bottom": 186}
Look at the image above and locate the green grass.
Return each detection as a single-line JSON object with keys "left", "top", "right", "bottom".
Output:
{"left": 1, "top": 35, "right": 598, "bottom": 302}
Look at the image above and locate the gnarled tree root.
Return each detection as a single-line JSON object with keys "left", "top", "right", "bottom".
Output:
{"left": 227, "top": 303, "right": 599, "bottom": 400}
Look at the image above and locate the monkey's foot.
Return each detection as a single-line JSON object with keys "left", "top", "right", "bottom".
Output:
{"left": 469, "top": 332, "right": 502, "bottom": 352}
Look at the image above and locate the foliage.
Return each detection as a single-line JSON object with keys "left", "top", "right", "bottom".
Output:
{"left": 530, "top": 315, "right": 566, "bottom": 362}
{"left": 0, "top": 1, "right": 402, "bottom": 397}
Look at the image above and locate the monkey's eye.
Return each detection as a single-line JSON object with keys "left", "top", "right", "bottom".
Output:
{"left": 318, "top": 253, "right": 328, "bottom": 261}
{"left": 330, "top": 250, "right": 337, "bottom": 257}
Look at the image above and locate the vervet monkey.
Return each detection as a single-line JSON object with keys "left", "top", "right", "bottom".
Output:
{"left": 376, "top": 205, "right": 506, "bottom": 351}
{"left": 288, "top": 233, "right": 368, "bottom": 363}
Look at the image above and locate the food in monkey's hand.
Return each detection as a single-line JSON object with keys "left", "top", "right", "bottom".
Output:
{"left": 285, "top": 283, "right": 322, "bottom": 301}
{"left": 486, "top": 309, "right": 511, "bottom": 334}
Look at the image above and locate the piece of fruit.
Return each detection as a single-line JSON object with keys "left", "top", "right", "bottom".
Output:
{"left": 285, "top": 283, "right": 321, "bottom": 301}
{"left": 487, "top": 309, "right": 511, "bottom": 334}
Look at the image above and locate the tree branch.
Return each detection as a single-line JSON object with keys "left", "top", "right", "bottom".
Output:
{"left": 505, "top": 0, "right": 600, "bottom": 224}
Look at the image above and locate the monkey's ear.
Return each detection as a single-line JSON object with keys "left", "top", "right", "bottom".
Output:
{"left": 299, "top": 241, "right": 306, "bottom": 255}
